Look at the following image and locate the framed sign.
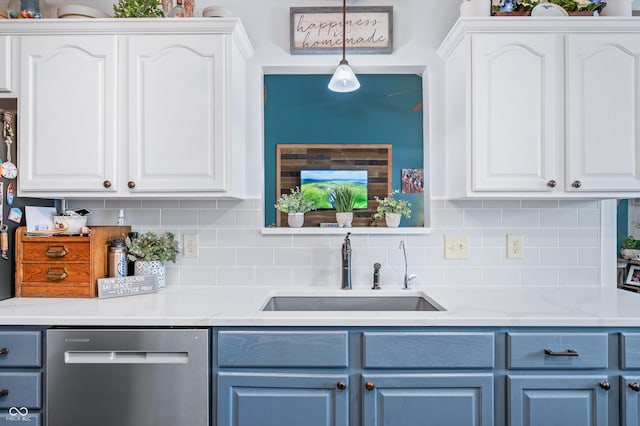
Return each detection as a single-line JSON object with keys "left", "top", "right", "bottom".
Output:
{"left": 290, "top": 6, "right": 393, "bottom": 54}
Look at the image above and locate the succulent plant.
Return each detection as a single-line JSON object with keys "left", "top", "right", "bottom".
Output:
{"left": 113, "top": 0, "right": 164, "bottom": 18}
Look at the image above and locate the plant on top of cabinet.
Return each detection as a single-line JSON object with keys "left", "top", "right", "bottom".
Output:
{"left": 275, "top": 186, "right": 317, "bottom": 228}
{"left": 374, "top": 190, "right": 412, "bottom": 228}
{"left": 113, "top": 0, "right": 164, "bottom": 17}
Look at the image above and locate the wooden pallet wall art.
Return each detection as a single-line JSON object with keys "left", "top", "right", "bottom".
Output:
{"left": 276, "top": 144, "right": 392, "bottom": 227}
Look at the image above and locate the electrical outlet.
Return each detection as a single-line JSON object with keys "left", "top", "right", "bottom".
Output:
{"left": 183, "top": 234, "right": 199, "bottom": 258}
{"left": 444, "top": 235, "right": 469, "bottom": 259}
{"left": 506, "top": 234, "right": 523, "bottom": 259}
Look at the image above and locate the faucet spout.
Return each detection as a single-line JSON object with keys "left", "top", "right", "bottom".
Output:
{"left": 341, "top": 232, "right": 352, "bottom": 290}
{"left": 399, "top": 240, "right": 415, "bottom": 289}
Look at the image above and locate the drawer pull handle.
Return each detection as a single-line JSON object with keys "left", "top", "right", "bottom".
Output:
{"left": 0, "top": 348, "right": 8, "bottom": 356}
{"left": 365, "top": 381, "right": 375, "bottom": 391}
{"left": 45, "top": 245, "right": 69, "bottom": 258}
{"left": 46, "top": 268, "right": 69, "bottom": 281}
{"left": 544, "top": 349, "right": 579, "bottom": 357}
{"left": 599, "top": 381, "right": 610, "bottom": 391}
{"left": 630, "top": 383, "right": 640, "bottom": 392}
{"left": 336, "top": 381, "right": 346, "bottom": 390}
{"left": 0, "top": 389, "right": 8, "bottom": 397}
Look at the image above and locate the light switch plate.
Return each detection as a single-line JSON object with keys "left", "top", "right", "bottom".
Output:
{"left": 444, "top": 235, "right": 469, "bottom": 259}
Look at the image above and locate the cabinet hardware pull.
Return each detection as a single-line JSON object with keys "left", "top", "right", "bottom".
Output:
{"left": 103, "top": 180, "right": 112, "bottom": 188}
{"left": 547, "top": 180, "right": 557, "bottom": 188}
{"left": 365, "top": 381, "right": 375, "bottom": 391}
{"left": 45, "top": 245, "right": 68, "bottom": 258}
{"left": 630, "top": 383, "right": 640, "bottom": 392}
{"left": 544, "top": 349, "right": 579, "bottom": 357}
{"left": 46, "top": 267, "right": 69, "bottom": 281}
{"left": 0, "top": 348, "right": 9, "bottom": 356}
{"left": 336, "top": 381, "right": 346, "bottom": 390}
{"left": 571, "top": 180, "right": 582, "bottom": 189}
{"left": 0, "top": 389, "right": 8, "bottom": 397}
{"left": 127, "top": 181, "right": 136, "bottom": 189}
{"left": 599, "top": 381, "right": 610, "bottom": 391}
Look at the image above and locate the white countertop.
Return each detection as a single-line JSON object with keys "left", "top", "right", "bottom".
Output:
{"left": 0, "top": 286, "right": 639, "bottom": 327}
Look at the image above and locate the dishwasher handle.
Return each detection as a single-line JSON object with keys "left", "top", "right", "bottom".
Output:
{"left": 65, "top": 351, "right": 189, "bottom": 364}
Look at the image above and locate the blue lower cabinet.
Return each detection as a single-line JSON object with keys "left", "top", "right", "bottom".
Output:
{"left": 508, "top": 375, "right": 609, "bottom": 426}
{"left": 623, "top": 376, "right": 640, "bottom": 426}
{"left": 0, "top": 410, "right": 40, "bottom": 425}
{"left": 218, "top": 372, "right": 349, "bottom": 426}
{"left": 362, "top": 373, "right": 493, "bottom": 426}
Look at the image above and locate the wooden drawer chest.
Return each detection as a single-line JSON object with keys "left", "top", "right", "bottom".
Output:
{"left": 15, "top": 226, "right": 131, "bottom": 298}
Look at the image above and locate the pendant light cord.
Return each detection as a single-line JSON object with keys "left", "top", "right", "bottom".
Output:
{"left": 341, "top": 0, "right": 347, "bottom": 64}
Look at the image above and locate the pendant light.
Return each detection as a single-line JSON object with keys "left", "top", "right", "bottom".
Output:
{"left": 328, "top": 0, "right": 360, "bottom": 93}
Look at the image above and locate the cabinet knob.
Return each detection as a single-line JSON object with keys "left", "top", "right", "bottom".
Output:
{"left": 598, "top": 381, "right": 610, "bottom": 391}
{"left": 127, "top": 181, "right": 136, "bottom": 189}
{"left": 46, "top": 267, "right": 69, "bottom": 281}
{"left": 336, "top": 381, "right": 346, "bottom": 390}
{"left": 0, "top": 348, "right": 8, "bottom": 356}
{"left": 630, "top": 383, "right": 640, "bottom": 392}
{"left": 0, "top": 389, "right": 8, "bottom": 398}
{"left": 572, "top": 180, "right": 582, "bottom": 189}
{"left": 547, "top": 180, "right": 557, "bottom": 188}
{"left": 103, "top": 180, "right": 112, "bottom": 188}
{"left": 365, "top": 381, "right": 375, "bottom": 391}
{"left": 45, "top": 245, "right": 68, "bottom": 258}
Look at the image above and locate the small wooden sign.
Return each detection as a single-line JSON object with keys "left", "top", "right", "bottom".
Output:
{"left": 97, "top": 275, "right": 158, "bottom": 299}
{"left": 290, "top": 6, "right": 393, "bottom": 54}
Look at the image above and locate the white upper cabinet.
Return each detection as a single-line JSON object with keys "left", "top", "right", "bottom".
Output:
{"left": 0, "top": 35, "right": 14, "bottom": 95}
{"left": 438, "top": 19, "right": 640, "bottom": 199}
{"left": 11, "top": 19, "right": 253, "bottom": 199}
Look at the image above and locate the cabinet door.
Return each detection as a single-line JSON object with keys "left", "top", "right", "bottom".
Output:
{"left": 362, "top": 373, "right": 493, "bottom": 426}
{"left": 471, "top": 34, "right": 563, "bottom": 192}
{"left": 508, "top": 375, "right": 609, "bottom": 426}
{"left": 19, "top": 35, "right": 118, "bottom": 193}
{"left": 566, "top": 34, "right": 640, "bottom": 192}
{"left": 623, "top": 376, "right": 640, "bottom": 426}
{"left": 218, "top": 372, "right": 348, "bottom": 426}
{"left": 127, "top": 35, "right": 226, "bottom": 193}
{"left": 0, "top": 36, "right": 12, "bottom": 93}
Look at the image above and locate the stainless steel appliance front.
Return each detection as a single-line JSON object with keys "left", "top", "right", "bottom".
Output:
{"left": 46, "top": 328, "right": 209, "bottom": 426}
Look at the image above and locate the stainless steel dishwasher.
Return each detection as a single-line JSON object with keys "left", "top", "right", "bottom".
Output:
{"left": 46, "top": 328, "right": 209, "bottom": 426}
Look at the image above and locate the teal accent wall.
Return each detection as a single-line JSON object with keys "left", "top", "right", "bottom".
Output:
{"left": 618, "top": 199, "right": 629, "bottom": 254}
{"left": 263, "top": 74, "right": 424, "bottom": 227}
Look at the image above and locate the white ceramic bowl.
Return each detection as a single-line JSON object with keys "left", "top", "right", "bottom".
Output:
{"left": 53, "top": 215, "right": 88, "bottom": 233}
{"left": 202, "top": 6, "right": 233, "bottom": 17}
{"left": 57, "top": 4, "right": 111, "bottom": 18}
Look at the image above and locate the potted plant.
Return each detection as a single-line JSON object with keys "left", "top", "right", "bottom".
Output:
{"left": 124, "top": 231, "right": 180, "bottom": 288}
{"left": 373, "top": 190, "right": 412, "bottom": 228}
{"left": 275, "top": 186, "right": 316, "bottom": 228}
{"left": 329, "top": 185, "right": 358, "bottom": 228}
{"left": 622, "top": 236, "right": 640, "bottom": 261}
{"left": 113, "top": 0, "right": 164, "bottom": 18}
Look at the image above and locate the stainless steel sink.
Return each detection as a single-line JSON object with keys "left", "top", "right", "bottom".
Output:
{"left": 261, "top": 295, "right": 444, "bottom": 312}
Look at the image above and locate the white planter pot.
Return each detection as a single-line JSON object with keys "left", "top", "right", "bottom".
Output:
{"left": 336, "top": 212, "right": 353, "bottom": 228}
{"left": 600, "top": 0, "right": 631, "bottom": 16}
{"left": 385, "top": 212, "right": 401, "bottom": 228}
{"left": 287, "top": 213, "right": 305, "bottom": 228}
{"left": 134, "top": 260, "right": 166, "bottom": 289}
{"left": 621, "top": 248, "right": 640, "bottom": 261}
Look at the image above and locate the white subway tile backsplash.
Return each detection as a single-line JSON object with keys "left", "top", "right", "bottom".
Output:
{"left": 77, "top": 196, "right": 604, "bottom": 288}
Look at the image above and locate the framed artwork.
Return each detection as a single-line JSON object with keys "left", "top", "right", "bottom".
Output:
{"left": 401, "top": 168, "right": 424, "bottom": 193}
{"left": 290, "top": 6, "right": 393, "bottom": 54}
{"left": 626, "top": 265, "right": 640, "bottom": 286}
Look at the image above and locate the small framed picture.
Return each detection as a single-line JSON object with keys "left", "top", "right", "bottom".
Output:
{"left": 626, "top": 265, "right": 640, "bottom": 286}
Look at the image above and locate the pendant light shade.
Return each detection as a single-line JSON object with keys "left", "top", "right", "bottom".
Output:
{"left": 328, "top": 60, "right": 360, "bottom": 93}
{"left": 328, "top": 0, "right": 360, "bottom": 93}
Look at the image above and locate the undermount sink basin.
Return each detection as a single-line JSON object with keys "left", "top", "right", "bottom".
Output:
{"left": 261, "top": 294, "right": 445, "bottom": 312}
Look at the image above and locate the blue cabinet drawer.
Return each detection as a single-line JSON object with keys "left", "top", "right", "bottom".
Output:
{"left": 0, "top": 372, "right": 41, "bottom": 409}
{"left": 0, "top": 410, "right": 40, "bottom": 425}
{"left": 507, "top": 333, "right": 607, "bottom": 369}
{"left": 621, "top": 333, "right": 640, "bottom": 369}
{"left": 218, "top": 331, "right": 348, "bottom": 368}
{"left": 362, "top": 332, "right": 495, "bottom": 368}
{"left": 0, "top": 332, "right": 41, "bottom": 367}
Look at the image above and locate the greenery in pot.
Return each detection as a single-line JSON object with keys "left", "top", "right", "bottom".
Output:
{"left": 329, "top": 185, "right": 358, "bottom": 213}
{"left": 275, "top": 186, "right": 317, "bottom": 214}
{"left": 124, "top": 231, "right": 180, "bottom": 263}
{"left": 623, "top": 236, "right": 640, "bottom": 251}
{"left": 492, "top": 0, "right": 605, "bottom": 14}
{"left": 373, "top": 190, "right": 412, "bottom": 220}
{"left": 113, "top": 0, "right": 164, "bottom": 18}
